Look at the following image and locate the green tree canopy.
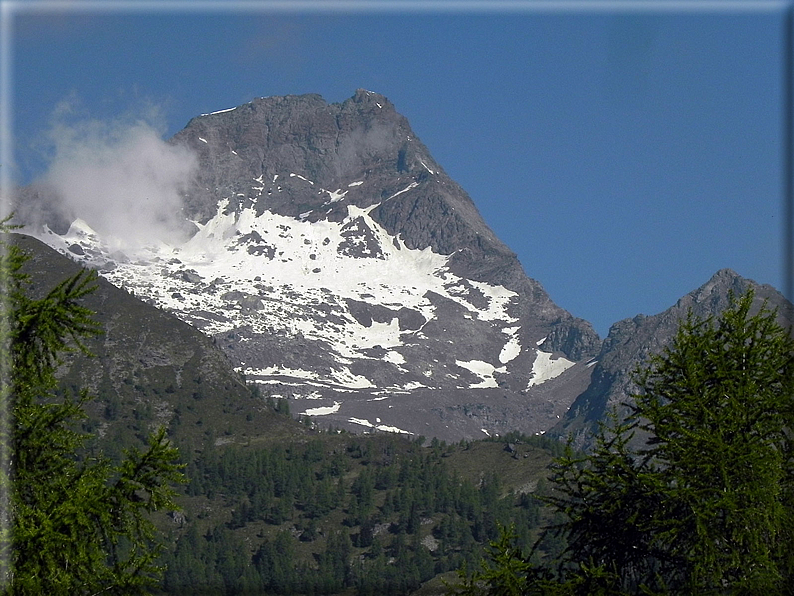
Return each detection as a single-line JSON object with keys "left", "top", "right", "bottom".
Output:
{"left": 0, "top": 222, "right": 186, "bottom": 595}
{"left": 454, "top": 289, "right": 794, "bottom": 595}
{"left": 555, "top": 289, "right": 793, "bottom": 594}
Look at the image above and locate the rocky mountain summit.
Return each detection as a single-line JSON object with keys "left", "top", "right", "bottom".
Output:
{"left": 171, "top": 89, "right": 598, "bottom": 351}
{"left": 17, "top": 90, "right": 791, "bottom": 444}
{"left": 551, "top": 268, "right": 794, "bottom": 449}
{"left": 21, "top": 90, "right": 600, "bottom": 442}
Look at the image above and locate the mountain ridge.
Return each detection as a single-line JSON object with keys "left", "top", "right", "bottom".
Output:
{"left": 14, "top": 90, "right": 790, "bottom": 445}
{"left": 171, "top": 89, "right": 594, "bottom": 345}
{"left": 550, "top": 267, "right": 793, "bottom": 449}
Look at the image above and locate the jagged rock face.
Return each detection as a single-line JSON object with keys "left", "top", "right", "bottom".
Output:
{"left": 175, "top": 90, "right": 493, "bottom": 253}
{"left": 19, "top": 91, "right": 788, "bottom": 446}
{"left": 25, "top": 90, "right": 603, "bottom": 442}
{"left": 551, "top": 269, "right": 794, "bottom": 449}
{"left": 172, "top": 90, "right": 594, "bottom": 330}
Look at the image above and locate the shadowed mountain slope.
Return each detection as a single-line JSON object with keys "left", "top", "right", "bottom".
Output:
{"left": 550, "top": 268, "right": 793, "bottom": 449}
{"left": 12, "top": 232, "right": 307, "bottom": 454}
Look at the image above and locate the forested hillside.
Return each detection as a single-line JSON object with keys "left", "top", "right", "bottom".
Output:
{"left": 156, "top": 432, "right": 567, "bottom": 595}
{"left": 5, "top": 227, "right": 570, "bottom": 595}
{"left": 10, "top": 224, "right": 791, "bottom": 596}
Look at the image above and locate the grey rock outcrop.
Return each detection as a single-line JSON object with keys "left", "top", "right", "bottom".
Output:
{"left": 550, "top": 268, "right": 793, "bottom": 449}
{"left": 14, "top": 89, "right": 790, "bottom": 445}
{"left": 171, "top": 90, "right": 600, "bottom": 360}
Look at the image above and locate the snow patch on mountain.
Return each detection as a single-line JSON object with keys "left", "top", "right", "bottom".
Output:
{"left": 202, "top": 106, "right": 238, "bottom": 116}
{"left": 302, "top": 401, "right": 341, "bottom": 416}
{"left": 527, "top": 350, "right": 575, "bottom": 388}
{"left": 241, "top": 365, "right": 319, "bottom": 380}
{"left": 499, "top": 327, "right": 521, "bottom": 364}
{"left": 384, "top": 351, "right": 406, "bottom": 365}
{"left": 455, "top": 359, "right": 505, "bottom": 389}
{"left": 32, "top": 179, "right": 529, "bottom": 394}
{"left": 348, "top": 418, "right": 412, "bottom": 435}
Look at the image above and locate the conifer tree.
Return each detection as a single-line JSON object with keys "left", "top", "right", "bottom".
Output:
{"left": 0, "top": 221, "right": 185, "bottom": 594}
{"left": 550, "top": 289, "right": 794, "bottom": 594}
{"left": 543, "top": 414, "right": 671, "bottom": 594}
{"left": 632, "top": 289, "right": 794, "bottom": 593}
{"left": 452, "top": 289, "right": 794, "bottom": 595}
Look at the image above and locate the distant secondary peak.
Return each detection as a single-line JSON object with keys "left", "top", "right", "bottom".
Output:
{"left": 709, "top": 267, "right": 741, "bottom": 281}
{"left": 696, "top": 268, "right": 748, "bottom": 295}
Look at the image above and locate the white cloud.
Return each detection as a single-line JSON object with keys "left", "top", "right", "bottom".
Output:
{"left": 40, "top": 101, "right": 198, "bottom": 249}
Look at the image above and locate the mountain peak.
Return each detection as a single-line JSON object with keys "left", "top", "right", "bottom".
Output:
{"left": 174, "top": 89, "right": 424, "bottom": 223}
{"left": 553, "top": 268, "right": 793, "bottom": 449}
{"left": 23, "top": 90, "right": 601, "bottom": 441}
{"left": 681, "top": 268, "right": 784, "bottom": 312}
{"left": 350, "top": 88, "right": 391, "bottom": 105}
{"left": 708, "top": 267, "right": 741, "bottom": 280}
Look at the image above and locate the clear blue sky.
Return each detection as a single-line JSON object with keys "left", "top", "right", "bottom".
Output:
{"left": 4, "top": 1, "right": 789, "bottom": 336}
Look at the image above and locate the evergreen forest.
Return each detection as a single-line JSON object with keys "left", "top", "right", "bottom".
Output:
{"left": 4, "top": 223, "right": 793, "bottom": 595}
